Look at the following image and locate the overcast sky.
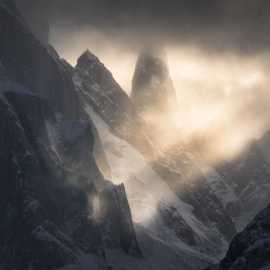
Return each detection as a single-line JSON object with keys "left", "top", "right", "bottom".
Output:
{"left": 12, "top": 0, "right": 270, "bottom": 162}
{"left": 15, "top": 0, "right": 270, "bottom": 54}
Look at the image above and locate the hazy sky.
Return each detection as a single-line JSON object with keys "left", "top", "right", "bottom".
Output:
{"left": 15, "top": 0, "right": 270, "bottom": 162}
{"left": 16, "top": 0, "right": 270, "bottom": 54}
{"left": 15, "top": 0, "right": 270, "bottom": 89}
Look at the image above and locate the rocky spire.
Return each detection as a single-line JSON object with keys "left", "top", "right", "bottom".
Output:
{"left": 131, "top": 47, "right": 178, "bottom": 117}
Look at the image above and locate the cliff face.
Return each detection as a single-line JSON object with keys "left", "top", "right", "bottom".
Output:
{"left": 206, "top": 203, "right": 270, "bottom": 270}
{"left": 131, "top": 48, "right": 178, "bottom": 117}
{"left": 0, "top": 2, "right": 79, "bottom": 119}
{"left": 203, "top": 133, "right": 270, "bottom": 270}
{"left": 74, "top": 50, "right": 154, "bottom": 158}
{"left": 217, "top": 140, "right": 270, "bottom": 228}
{"left": 0, "top": 3, "right": 141, "bottom": 269}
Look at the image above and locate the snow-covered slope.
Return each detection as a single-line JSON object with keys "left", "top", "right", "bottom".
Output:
{"left": 85, "top": 105, "right": 230, "bottom": 263}
{"left": 199, "top": 165, "right": 243, "bottom": 226}
{"left": 74, "top": 48, "right": 237, "bottom": 249}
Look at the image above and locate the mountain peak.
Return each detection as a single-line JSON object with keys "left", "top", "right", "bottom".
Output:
{"left": 131, "top": 47, "right": 177, "bottom": 116}
{"left": 77, "top": 49, "right": 100, "bottom": 66}
{"left": 134, "top": 47, "right": 169, "bottom": 81}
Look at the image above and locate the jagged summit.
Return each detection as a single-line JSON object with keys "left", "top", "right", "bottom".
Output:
{"left": 133, "top": 47, "right": 169, "bottom": 80}
{"left": 131, "top": 47, "right": 178, "bottom": 116}
{"left": 73, "top": 49, "right": 156, "bottom": 158}
{"left": 77, "top": 49, "right": 100, "bottom": 66}
{"left": 75, "top": 49, "right": 116, "bottom": 85}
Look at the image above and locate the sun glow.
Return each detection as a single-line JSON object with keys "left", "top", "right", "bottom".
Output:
{"left": 53, "top": 27, "right": 270, "bottom": 165}
{"left": 68, "top": 40, "right": 270, "bottom": 225}
{"left": 169, "top": 48, "right": 267, "bottom": 158}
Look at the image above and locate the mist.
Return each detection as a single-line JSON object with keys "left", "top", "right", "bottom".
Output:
{"left": 15, "top": 0, "right": 270, "bottom": 163}
{"left": 18, "top": 0, "right": 270, "bottom": 221}
{"left": 3, "top": 2, "right": 270, "bottom": 268}
{"left": 49, "top": 25, "right": 270, "bottom": 166}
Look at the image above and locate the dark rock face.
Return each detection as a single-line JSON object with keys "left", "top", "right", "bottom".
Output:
{"left": 153, "top": 151, "right": 237, "bottom": 244}
{"left": 217, "top": 141, "right": 270, "bottom": 227}
{"left": 131, "top": 47, "right": 178, "bottom": 116}
{"left": 211, "top": 204, "right": 270, "bottom": 270}
{"left": 0, "top": 3, "right": 141, "bottom": 269}
{"left": 0, "top": 83, "right": 103, "bottom": 269}
{"left": 100, "top": 184, "right": 142, "bottom": 257}
{"left": 74, "top": 50, "right": 154, "bottom": 158}
{"left": 0, "top": 94, "right": 84, "bottom": 269}
{"left": 75, "top": 50, "right": 133, "bottom": 128}
{"left": 0, "top": 3, "right": 80, "bottom": 119}
{"left": 159, "top": 204, "right": 198, "bottom": 246}
{"left": 258, "top": 130, "right": 270, "bottom": 162}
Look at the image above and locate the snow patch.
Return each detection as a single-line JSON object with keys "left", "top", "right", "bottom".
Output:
{"left": 84, "top": 104, "right": 221, "bottom": 259}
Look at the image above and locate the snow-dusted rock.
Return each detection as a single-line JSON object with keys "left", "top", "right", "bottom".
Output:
{"left": 86, "top": 108, "right": 233, "bottom": 261}
{"left": 217, "top": 141, "right": 270, "bottom": 228}
{"left": 0, "top": 3, "right": 143, "bottom": 269}
{"left": 74, "top": 50, "right": 154, "bottom": 157}
{"left": 211, "top": 204, "right": 270, "bottom": 270}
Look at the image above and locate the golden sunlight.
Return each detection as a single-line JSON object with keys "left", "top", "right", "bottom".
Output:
{"left": 55, "top": 29, "right": 270, "bottom": 165}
